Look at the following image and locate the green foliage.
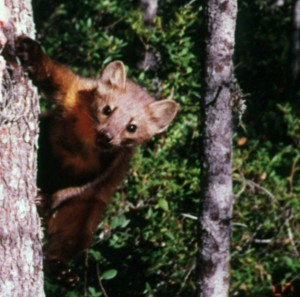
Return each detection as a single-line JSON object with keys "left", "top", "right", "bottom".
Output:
{"left": 231, "top": 2, "right": 300, "bottom": 295}
{"left": 32, "top": 0, "right": 300, "bottom": 296}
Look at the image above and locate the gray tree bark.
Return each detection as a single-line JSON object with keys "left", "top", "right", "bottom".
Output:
{"left": 0, "top": 0, "right": 44, "bottom": 296}
{"left": 139, "top": 0, "right": 158, "bottom": 70}
{"left": 198, "top": 1, "right": 237, "bottom": 297}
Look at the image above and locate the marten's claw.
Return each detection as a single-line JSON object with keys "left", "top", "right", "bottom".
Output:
{"left": 15, "top": 35, "right": 43, "bottom": 72}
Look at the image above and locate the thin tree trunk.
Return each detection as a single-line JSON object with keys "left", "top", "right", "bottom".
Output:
{"left": 0, "top": 0, "right": 44, "bottom": 296}
{"left": 198, "top": 1, "right": 237, "bottom": 297}
{"left": 139, "top": 0, "right": 158, "bottom": 70}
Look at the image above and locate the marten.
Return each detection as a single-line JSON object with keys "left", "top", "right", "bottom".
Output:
{"left": 15, "top": 36, "right": 178, "bottom": 262}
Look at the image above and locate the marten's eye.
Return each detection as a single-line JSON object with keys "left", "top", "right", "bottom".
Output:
{"left": 127, "top": 124, "right": 137, "bottom": 133}
{"left": 102, "top": 105, "right": 112, "bottom": 116}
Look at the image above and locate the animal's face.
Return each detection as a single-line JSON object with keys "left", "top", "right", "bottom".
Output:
{"left": 88, "top": 61, "right": 178, "bottom": 150}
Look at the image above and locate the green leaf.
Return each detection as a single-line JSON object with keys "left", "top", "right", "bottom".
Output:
{"left": 89, "top": 250, "right": 102, "bottom": 261}
{"left": 110, "top": 215, "right": 130, "bottom": 229}
{"left": 158, "top": 199, "right": 169, "bottom": 212}
{"left": 102, "top": 269, "right": 118, "bottom": 280}
{"left": 88, "top": 287, "right": 101, "bottom": 297}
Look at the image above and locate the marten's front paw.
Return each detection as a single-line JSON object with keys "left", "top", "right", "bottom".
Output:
{"left": 16, "top": 35, "right": 43, "bottom": 75}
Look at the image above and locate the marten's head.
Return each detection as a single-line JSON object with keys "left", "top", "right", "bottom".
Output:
{"left": 81, "top": 61, "right": 178, "bottom": 151}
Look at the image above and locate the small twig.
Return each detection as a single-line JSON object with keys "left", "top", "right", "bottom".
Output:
{"left": 181, "top": 213, "right": 198, "bottom": 220}
{"left": 84, "top": 250, "right": 89, "bottom": 297}
{"left": 233, "top": 178, "right": 279, "bottom": 204}
{"left": 284, "top": 210, "right": 299, "bottom": 256}
{"left": 253, "top": 239, "right": 273, "bottom": 244}
{"left": 234, "top": 178, "right": 247, "bottom": 198}
{"left": 176, "top": 264, "right": 196, "bottom": 296}
{"left": 287, "top": 154, "right": 300, "bottom": 194}
{"left": 185, "top": 0, "right": 198, "bottom": 6}
{"left": 231, "top": 223, "right": 264, "bottom": 258}
{"left": 96, "top": 264, "right": 109, "bottom": 297}
{"left": 232, "top": 222, "right": 247, "bottom": 228}
{"left": 167, "top": 86, "right": 175, "bottom": 100}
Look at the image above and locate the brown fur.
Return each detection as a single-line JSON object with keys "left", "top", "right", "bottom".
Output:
{"left": 16, "top": 36, "right": 178, "bottom": 261}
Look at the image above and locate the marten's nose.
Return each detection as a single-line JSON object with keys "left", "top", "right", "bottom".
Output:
{"left": 96, "top": 131, "right": 112, "bottom": 146}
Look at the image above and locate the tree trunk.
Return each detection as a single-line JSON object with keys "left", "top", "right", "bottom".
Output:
{"left": 139, "top": 0, "right": 158, "bottom": 70}
{"left": 198, "top": 1, "right": 237, "bottom": 297}
{"left": 0, "top": 0, "right": 44, "bottom": 296}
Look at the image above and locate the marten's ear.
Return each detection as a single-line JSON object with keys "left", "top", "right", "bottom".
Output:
{"left": 147, "top": 100, "right": 178, "bottom": 134}
{"left": 101, "top": 61, "right": 126, "bottom": 89}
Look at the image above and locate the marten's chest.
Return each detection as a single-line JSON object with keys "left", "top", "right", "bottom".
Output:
{"left": 51, "top": 114, "right": 100, "bottom": 175}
